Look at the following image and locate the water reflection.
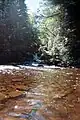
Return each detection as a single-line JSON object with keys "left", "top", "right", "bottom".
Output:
{"left": 0, "top": 68, "right": 80, "bottom": 120}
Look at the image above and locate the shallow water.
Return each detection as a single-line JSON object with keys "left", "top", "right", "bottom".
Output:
{"left": 0, "top": 67, "right": 80, "bottom": 120}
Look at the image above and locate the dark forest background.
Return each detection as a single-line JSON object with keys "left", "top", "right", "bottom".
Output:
{"left": 0, "top": 0, "right": 80, "bottom": 67}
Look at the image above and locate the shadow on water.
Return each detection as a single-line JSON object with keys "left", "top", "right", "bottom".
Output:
{"left": 0, "top": 67, "right": 80, "bottom": 120}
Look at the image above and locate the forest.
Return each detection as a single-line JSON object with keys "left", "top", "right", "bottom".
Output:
{"left": 0, "top": 1, "right": 80, "bottom": 120}
{"left": 0, "top": 0, "right": 80, "bottom": 67}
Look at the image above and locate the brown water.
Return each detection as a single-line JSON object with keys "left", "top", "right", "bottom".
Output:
{"left": 0, "top": 67, "right": 80, "bottom": 120}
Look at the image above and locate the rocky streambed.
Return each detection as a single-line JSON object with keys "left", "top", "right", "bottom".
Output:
{"left": 0, "top": 65, "right": 80, "bottom": 120}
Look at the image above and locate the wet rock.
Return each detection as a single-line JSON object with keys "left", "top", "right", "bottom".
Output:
{"left": 7, "top": 91, "right": 23, "bottom": 98}
{"left": 0, "top": 93, "right": 7, "bottom": 101}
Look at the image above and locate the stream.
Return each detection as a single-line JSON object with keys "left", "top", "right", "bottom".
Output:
{"left": 0, "top": 65, "right": 80, "bottom": 120}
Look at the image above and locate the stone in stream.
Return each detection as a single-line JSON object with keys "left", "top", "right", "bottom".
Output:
{"left": 8, "top": 112, "right": 45, "bottom": 120}
{"left": 0, "top": 93, "right": 7, "bottom": 101}
{"left": 8, "top": 102, "right": 45, "bottom": 120}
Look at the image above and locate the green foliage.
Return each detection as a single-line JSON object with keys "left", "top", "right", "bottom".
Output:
{"left": 35, "top": 0, "right": 78, "bottom": 66}
{"left": 0, "top": 0, "right": 40, "bottom": 64}
{"left": 0, "top": 0, "right": 79, "bottom": 66}
{"left": 36, "top": 0, "right": 70, "bottom": 65}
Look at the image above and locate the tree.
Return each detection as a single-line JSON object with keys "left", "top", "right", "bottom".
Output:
{"left": 48, "top": 0, "right": 80, "bottom": 66}
{"left": 0, "top": 0, "right": 40, "bottom": 64}
{"left": 35, "top": 0, "right": 80, "bottom": 66}
{"left": 36, "top": 0, "right": 70, "bottom": 65}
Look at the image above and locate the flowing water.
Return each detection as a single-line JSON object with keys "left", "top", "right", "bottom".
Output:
{"left": 0, "top": 66, "right": 80, "bottom": 120}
